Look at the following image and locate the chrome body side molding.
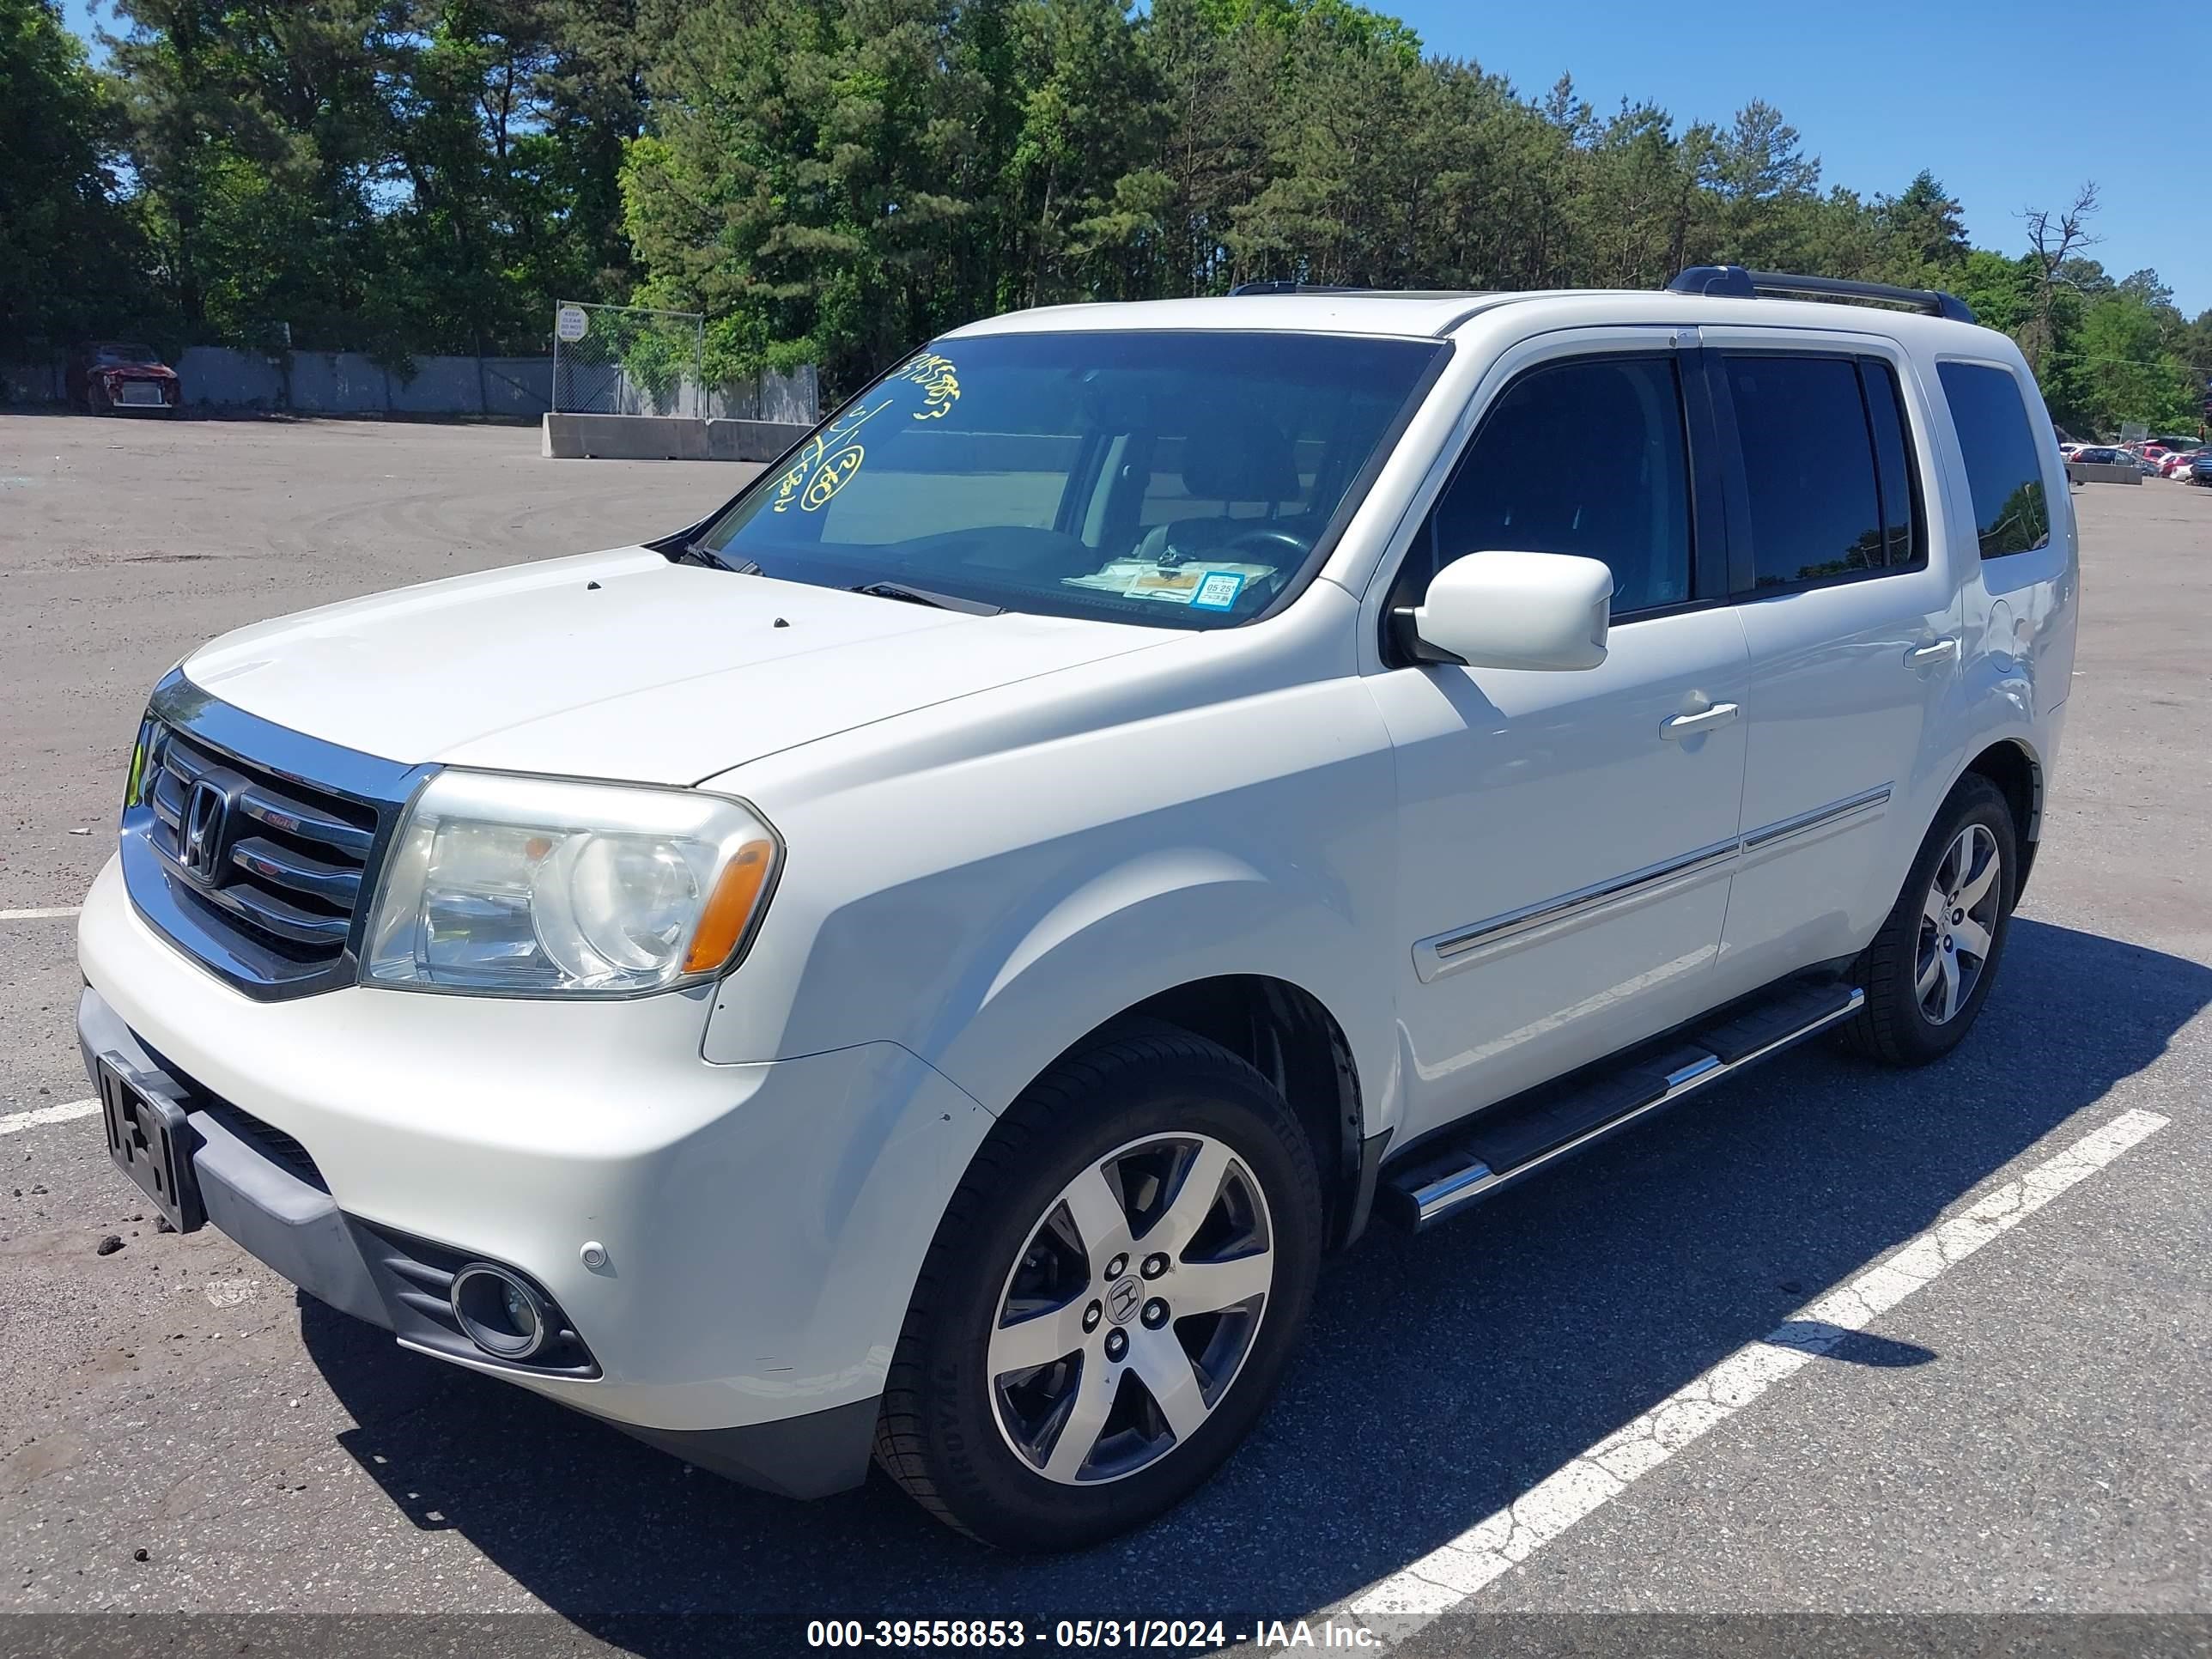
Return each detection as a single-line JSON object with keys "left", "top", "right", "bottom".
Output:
{"left": 1735, "top": 783, "right": 1894, "bottom": 866}
{"left": 1413, "top": 784, "right": 1893, "bottom": 981}
{"left": 1415, "top": 839, "right": 1737, "bottom": 981}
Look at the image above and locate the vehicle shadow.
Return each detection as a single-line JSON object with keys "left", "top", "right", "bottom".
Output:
{"left": 301, "top": 916, "right": 2209, "bottom": 1639}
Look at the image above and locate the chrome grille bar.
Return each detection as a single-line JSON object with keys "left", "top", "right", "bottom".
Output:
{"left": 120, "top": 671, "right": 426, "bottom": 1000}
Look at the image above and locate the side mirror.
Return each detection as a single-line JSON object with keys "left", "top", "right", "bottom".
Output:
{"left": 1395, "top": 550, "right": 1612, "bottom": 672}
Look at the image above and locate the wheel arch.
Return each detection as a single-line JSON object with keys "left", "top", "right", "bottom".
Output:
{"left": 1115, "top": 975, "right": 1369, "bottom": 1249}
{"left": 1958, "top": 737, "right": 2042, "bottom": 897}
{"left": 970, "top": 970, "right": 1374, "bottom": 1253}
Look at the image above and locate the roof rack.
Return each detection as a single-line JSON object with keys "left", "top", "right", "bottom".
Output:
{"left": 1229, "top": 282, "right": 1387, "bottom": 296}
{"left": 1667, "top": 264, "right": 1977, "bottom": 325}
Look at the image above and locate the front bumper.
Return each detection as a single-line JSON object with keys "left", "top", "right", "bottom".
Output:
{"left": 76, "top": 855, "right": 995, "bottom": 1498}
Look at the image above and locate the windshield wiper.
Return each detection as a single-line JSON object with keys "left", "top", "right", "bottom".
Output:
{"left": 675, "top": 539, "right": 761, "bottom": 574}
{"left": 850, "top": 580, "right": 1004, "bottom": 617}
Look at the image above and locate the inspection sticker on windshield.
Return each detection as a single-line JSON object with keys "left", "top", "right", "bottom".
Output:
{"left": 1189, "top": 572, "right": 1246, "bottom": 611}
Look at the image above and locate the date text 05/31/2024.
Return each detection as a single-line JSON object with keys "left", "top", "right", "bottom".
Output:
{"left": 805, "top": 1619, "right": 1381, "bottom": 1650}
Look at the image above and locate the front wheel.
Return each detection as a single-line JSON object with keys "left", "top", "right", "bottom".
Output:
{"left": 873, "top": 1027, "right": 1322, "bottom": 1550}
{"left": 1844, "top": 773, "right": 2017, "bottom": 1065}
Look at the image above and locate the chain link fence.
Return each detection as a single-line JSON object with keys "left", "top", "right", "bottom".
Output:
{"left": 551, "top": 301, "right": 706, "bottom": 419}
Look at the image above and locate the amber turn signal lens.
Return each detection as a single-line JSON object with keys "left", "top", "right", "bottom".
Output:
{"left": 681, "top": 839, "right": 775, "bottom": 974}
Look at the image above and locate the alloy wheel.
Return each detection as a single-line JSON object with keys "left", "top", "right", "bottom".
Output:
{"left": 1916, "top": 822, "right": 2001, "bottom": 1025}
{"left": 987, "top": 1133, "right": 1274, "bottom": 1486}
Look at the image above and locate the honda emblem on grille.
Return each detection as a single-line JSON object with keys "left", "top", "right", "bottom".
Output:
{"left": 179, "top": 779, "right": 231, "bottom": 880}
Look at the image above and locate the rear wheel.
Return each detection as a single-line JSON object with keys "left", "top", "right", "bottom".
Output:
{"left": 1845, "top": 774, "right": 2016, "bottom": 1065}
{"left": 873, "top": 1027, "right": 1322, "bottom": 1551}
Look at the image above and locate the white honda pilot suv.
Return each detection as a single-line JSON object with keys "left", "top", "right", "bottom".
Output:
{"left": 81, "top": 267, "right": 2075, "bottom": 1550}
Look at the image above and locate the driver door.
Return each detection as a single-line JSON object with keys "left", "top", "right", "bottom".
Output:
{"left": 1364, "top": 332, "right": 1752, "bottom": 1143}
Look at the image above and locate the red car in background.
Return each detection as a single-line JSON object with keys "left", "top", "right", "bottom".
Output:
{"left": 69, "top": 342, "right": 181, "bottom": 414}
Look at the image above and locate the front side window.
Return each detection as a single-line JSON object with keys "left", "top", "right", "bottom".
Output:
{"left": 693, "top": 331, "right": 1445, "bottom": 629}
{"left": 1936, "top": 361, "right": 2052, "bottom": 558}
{"left": 1406, "top": 356, "right": 1693, "bottom": 616}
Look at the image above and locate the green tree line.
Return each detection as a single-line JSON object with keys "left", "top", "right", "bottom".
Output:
{"left": 6, "top": 0, "right": 2208, "bottom": 434}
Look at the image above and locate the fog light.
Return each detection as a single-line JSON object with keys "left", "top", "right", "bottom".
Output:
{"left": 449, "top": 1262, "right": 549, "bottom": 1360}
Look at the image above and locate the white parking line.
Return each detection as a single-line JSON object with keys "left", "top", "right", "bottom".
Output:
{"left": 0, "top": 1097, "right": 101, "bottom": 1136}
{"left": 1349, "top": 1106, "right": 2172, "bottom": 1623}
{"left": 0, "top": 906, "right": 81, "bottom": 921}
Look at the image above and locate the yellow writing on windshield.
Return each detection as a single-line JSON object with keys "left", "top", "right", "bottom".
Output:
{"left": 800, "top": 446, "right": 863, "bottom": 510}
{"left": 896, "top": 353, "right": 961, "bottom": 421}
{"left": 769, "top": 402, "right": 887, "bottom": 514}
{"left": 767, "top": 349, "right": 959, "bottom": 514}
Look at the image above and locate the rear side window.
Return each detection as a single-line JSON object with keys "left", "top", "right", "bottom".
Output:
{"left": 1724, "top": 355, "right": 1913, "bottom": 588}
{"left": 1937, "top": 362, "right": 2051, "bottom": 557}
{"left": 1412, "top": 356, "right": 1693, "bottom": 616}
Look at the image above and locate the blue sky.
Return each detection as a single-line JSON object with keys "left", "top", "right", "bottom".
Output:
{"left": 1392, "top": 0, "right": 2203, "bottom": 314}
{"left": 62, "top": 0, "right": 2204, "bottom": 316}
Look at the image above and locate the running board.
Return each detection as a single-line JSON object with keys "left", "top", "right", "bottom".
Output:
{"left": 1379, "top": 980, "right": 1863, "bottom": 1232}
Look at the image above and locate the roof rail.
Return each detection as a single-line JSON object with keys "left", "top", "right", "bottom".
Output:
{"left": 1668, "top": 264, "right": 1977, "bottom": 325}
{"left": 1228, "top": 281, "right": 1376, "bottom": 296}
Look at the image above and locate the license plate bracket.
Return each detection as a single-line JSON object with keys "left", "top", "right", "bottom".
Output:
{"left": 97, "top": 1055, "right": 204, "bottom": 1233}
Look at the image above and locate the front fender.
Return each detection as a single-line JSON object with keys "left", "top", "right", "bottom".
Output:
{"left": 926, "top": 842, "right": 1395, "bottom": 1133}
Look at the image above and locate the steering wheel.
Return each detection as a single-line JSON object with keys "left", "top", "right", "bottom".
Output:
{"left": 1220, "top": 527, "right": 1311, "bottom": 562}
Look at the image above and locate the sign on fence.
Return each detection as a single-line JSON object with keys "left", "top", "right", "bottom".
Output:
{"left": 550, "top": 301, "right": 706, "bottom": 419}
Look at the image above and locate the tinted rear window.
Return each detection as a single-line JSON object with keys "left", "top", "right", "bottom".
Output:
{"left": 1937, "top": 362, "right": 2051, "bottom": 557}
{"left": 1724, "top": 356, "right": 1889, "bottom": 588}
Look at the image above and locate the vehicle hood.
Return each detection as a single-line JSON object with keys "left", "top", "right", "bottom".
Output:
{"left": 184, "top": 547, "right": 1168, "bottom": 784}
{"left": 97, "top": 363, "right": 176, "bottom": 380}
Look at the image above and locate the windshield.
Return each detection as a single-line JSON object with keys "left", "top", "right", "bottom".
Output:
{"left": 94, "top": 343, "right": 161, "bottom": 365}
{"left": 691, "top": 330, "right": 1446, "bottom": 629}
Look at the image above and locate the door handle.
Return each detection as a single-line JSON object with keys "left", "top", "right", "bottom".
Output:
{"left": 1905, "top": 637, "right": 1960, "bottom": 666}
{"left": 1660, "top": 702, "right": 1741, "bottom": 739}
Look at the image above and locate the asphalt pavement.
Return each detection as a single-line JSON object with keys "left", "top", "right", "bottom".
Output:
{"left": 1, "top": 411, "right": 2206, "bottom": 1651}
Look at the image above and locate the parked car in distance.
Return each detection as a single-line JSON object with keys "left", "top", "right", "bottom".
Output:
{"left": 2074, "top": 446, "right": 2121, "bottom": 465}
{"left": 79, "top": 269, "right": 2075, "bottom": 1551}
{"left": 2190, "top": 451, "right": 2212, "bottom": 484}
{"left": 69, "top": 341, "right": 180, "bottom": 414}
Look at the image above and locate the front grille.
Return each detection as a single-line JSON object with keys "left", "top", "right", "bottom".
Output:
{"left": 144, "top": 723, "right": 378, "bottom": 966}
{"left": 197, "top": 1097, "right": 330, "bottom": 1192}
{"left": 120, "top": 672, "right": 423, "bottom": 1000}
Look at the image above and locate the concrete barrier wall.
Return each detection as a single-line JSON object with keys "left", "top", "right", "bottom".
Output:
{"left": 286, "top": 353, "right": 389, "bottom": 414}
{"left": 542, "top": 413, "right": 813, "bottom": 461}
{"left": 5, "top": 349, "right": 816, "bottom": 425}
{"left": 543, "top": 412, "right": 708, "bottom": 459}
{"left": 177, "top": 347, "right": 284, "bottom": 406}
{"left": 708, "top": 419, "right": 811, "bottom": 462}
{"left": 2067, "top": 462, "right": 2142, "bottom": 485}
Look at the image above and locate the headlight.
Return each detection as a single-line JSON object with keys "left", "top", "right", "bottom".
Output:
{"left": 362, "top": 770, "right": 779, "bottom": 997}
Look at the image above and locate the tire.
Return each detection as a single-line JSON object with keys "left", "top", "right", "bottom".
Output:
{"left": 873, "top": 1025, "right": 1323, "bottom": 1551}
{"left": 1844, "top": 773, "right": 2017, "bottom": 1066}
